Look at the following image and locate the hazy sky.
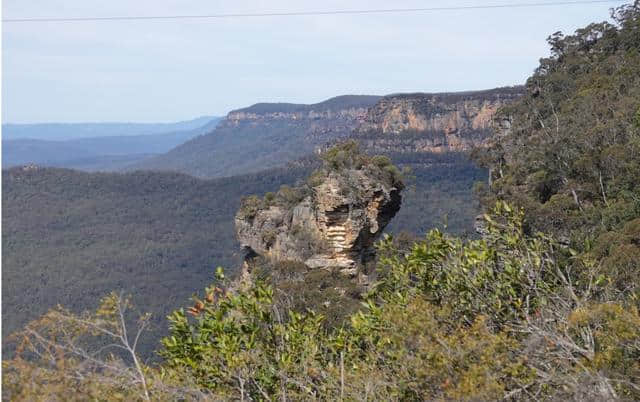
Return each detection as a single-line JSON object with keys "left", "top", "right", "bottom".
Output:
{"left": 2, "top": 0, "right": 627, "bottom": 123}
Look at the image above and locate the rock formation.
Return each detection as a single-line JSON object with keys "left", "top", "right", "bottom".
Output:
{"left": 356, "top": 86, "right": 524, "bottom": 154}
{"left": 235, "top": 143, "right": 402, "bottom": 274}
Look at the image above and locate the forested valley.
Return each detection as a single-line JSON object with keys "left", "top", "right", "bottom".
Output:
{"left": 2, "top": 151, "right": 483, "bottom": 359}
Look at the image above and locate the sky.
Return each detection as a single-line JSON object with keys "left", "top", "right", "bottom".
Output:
{"left": 2, "top": 0, "right": 629, "bottom": 123}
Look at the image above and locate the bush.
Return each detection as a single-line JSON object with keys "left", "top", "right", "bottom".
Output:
{"left": 237, "top": 195, "right": 263, "bottom": 218}
{"left": 320, "top": 140, "right": 366, "bottom": 171}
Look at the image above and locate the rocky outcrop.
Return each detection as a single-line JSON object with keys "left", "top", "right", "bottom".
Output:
{"left": 356, "top": 87, "right": 524, "bottom": 153}
{"left": 235, "top": 154, "right": 402, "bottom": 274}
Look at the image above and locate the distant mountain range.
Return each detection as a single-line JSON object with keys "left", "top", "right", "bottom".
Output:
{"left": 2, "top": 116, "right": 217, "bottom": 140}
{"left": 2, "top": 117, "right": 221, "bottom": 171}
{"left": 2, "top": 88, "right": 523, "bottom": 177}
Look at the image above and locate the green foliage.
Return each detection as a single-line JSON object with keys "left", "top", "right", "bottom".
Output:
{"left": 319, "top": 140, "right": 405, "bottom": 189}
{"left": 237, "top": 141, "right": 406, "bottom": 222}
{"left": 591, "top": 217, "right": 640, "bottom": 301}
{"left": 237, "top": 194, "right": 263, "bottom": 218}
{"left": 343, "top": 301, "right": 534, "bottom": 400}
{"left": 252, "top": 257, "right": 365, "bottom": 329}
{"left": 373, "top": 202, "right": 561, "bottom": 327}
{"left": 275, "top": 184, "right": 309, "bottom": 207}
{"left": 633, "top": 106, "right": 640, "bottom": 129}
{"left": 320, "top": 140, "right": 365, "bottom": 171}
{"left": 371, "top": 154, "right": 392, "bottom": 168}
{"left": 238, "top": 185, "right": 311, "bottom": 219}
{"left": 161, "top": 276, "right": 326, "bottom": 398}
{"left": 263, "top": 191, "right": 276, "bottom": 205}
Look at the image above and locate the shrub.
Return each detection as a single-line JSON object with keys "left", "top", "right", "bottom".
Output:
{"left": 237, "top": 195, "right": 263, "bottom": 219}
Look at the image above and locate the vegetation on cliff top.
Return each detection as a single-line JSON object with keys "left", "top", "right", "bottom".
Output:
{"left": 237, "top": 140, "right": 405, "bottom": 220}
{"left": 231, "top": 94, "right": 381, "bottom": 115}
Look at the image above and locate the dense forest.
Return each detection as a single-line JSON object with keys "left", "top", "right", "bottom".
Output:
{"left": 3, "top": 4, "right": 639, "bottom": 400}
{"left": 2, "top": 165, "right": 308, "bottom": 358}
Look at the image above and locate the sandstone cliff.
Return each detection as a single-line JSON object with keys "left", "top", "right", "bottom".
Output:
{"left": 356, "top": 86, "right": 524, "bottom": 154}
{"left": 131, "top": 89, "right": 522, "bottom": 179}
{"left": 235, "top": 142, "right": 402, "bottom": 274}
{"left": 221, "top": 95, "right": 380, "bottom": 143}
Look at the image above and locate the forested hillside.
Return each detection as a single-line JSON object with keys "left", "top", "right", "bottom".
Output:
{"left": 386, "top": 152, "right": 486, "bottom": 235}
{"left": 475, "top": 6, "right": 640, "bottom": 250}
{"left": 2, "top": 165, "right": 307, "bottom": 357}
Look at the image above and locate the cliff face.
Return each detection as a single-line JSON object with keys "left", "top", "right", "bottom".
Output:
{"left": 131, "top": 89, "right": 522, "bottom": 179}
{"left": 356, "top": 87, "right": 524, "bottom": 153}
{"left": 235, "top": 146, "right": 402, "bottom": 274}
{"left": 219, "top": 95, "right": 381, "bottom": 143}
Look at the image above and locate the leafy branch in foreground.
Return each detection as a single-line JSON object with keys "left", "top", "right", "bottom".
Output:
{"left": 3, "top": 293, "right": 161, "bottom": 401}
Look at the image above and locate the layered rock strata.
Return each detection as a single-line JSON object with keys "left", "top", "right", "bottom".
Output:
{"left": 356, "top": 86, "right": 524, "bottom": 153}
{"left": 235, "top": 169, "right": 401, "bottom": 273}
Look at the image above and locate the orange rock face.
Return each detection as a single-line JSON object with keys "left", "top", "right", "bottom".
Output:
{"left": 357, "top": 87, "right": 524, "bottom": 153}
